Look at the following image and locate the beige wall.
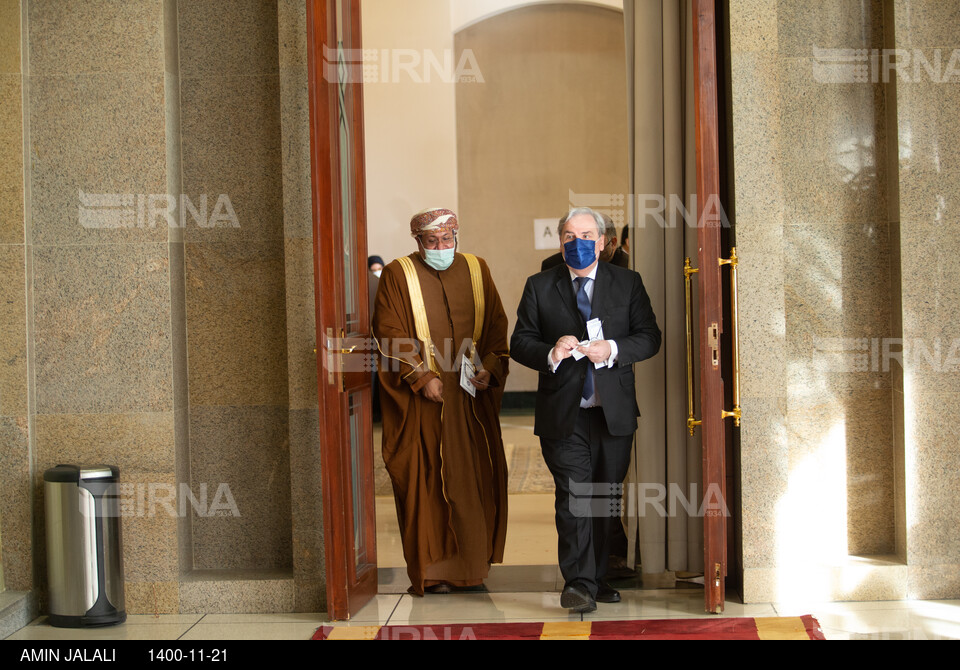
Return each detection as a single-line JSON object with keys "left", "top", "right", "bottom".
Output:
{"left": 361, "top": 0, "right": 460, "bottom": 267}
{"left": 455, "top": 3, "right": 629, "bottom": 393}
{"left": 450, "top": 0, "right": 623, "bottom": 31}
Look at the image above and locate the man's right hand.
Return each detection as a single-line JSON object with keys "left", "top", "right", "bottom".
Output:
{"left": 422, "top": 377, "right": 443, "bottom": 403}
{"left": 552, "top": 336, "right": 581, "bottom": 364}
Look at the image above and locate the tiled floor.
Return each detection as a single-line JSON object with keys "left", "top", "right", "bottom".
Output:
{"left": 7, "top": 581, "right": 960, "bottom": 640}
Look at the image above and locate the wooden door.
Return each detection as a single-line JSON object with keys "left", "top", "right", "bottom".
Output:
{"left": 307, "top": 0, "right": 377, "bottom": 622}
{"left": 692, "top": 0, "right": 730, "bottom": 615}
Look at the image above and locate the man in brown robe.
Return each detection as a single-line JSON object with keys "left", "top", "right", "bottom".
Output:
{"left": 373, "top": 208, "right": 510, "bottom": 595}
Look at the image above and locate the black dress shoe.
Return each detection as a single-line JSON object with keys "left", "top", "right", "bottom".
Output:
{"left": 596, "top": 582, "right": 621, "bottom": 603}
{"left": 560, "top": 585, "right": 597, "bottom": 613}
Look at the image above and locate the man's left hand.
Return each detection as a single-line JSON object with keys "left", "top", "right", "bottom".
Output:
{"left": 470, "top": 369, "right": 492, "bottom": 391}
{"left": 578, "top": 340, "right": 612, "bottom": 365}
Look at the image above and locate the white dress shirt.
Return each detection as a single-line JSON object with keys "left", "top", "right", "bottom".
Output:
{"left": 546, "top": 265, "right": 619, "bottom": 407}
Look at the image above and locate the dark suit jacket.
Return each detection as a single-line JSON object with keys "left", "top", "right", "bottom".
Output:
{"left": 510, "top": 262, "right": 661, "bottom": 440}
{"left": 541, "top": 247, "right": 630, "bottom": 272}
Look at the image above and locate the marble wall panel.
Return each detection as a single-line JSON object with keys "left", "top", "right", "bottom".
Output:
{"left": 28, "top": 73, "right": 168, "bottom": 246}
{"left": 178, "top": 75, "right": 284, "bottom": 243}
{"left": 177, "top": 0, "right": 279, "bottom": 78}
{"left": 903, "top": 391, "right": 960, "bottom": 564}
{"left": 728, "top": 0, "right": 777, "bottom": 54}
{"left": 278, "top": 0, "right": 307, "bottom": 71}
{"left": 777, "top": 60, "right": 889, "bottom": 226}
{"left": 27, "top": 0, "right": 164, "bottom": 75}
{"left": 0, "top": 0, "right": 20, "bottom": 75}
{"left": 282, "top": 238, "right": 318, "bottom": 412}
{"left": 730, "top": 51, "right": 787, "bottom": 403}
{"left": 34, "top": 412, "right": 176, "bottom": 476}
{"left": 0, "top": 75, "right": 23, "bottom": 245}
{"left": 279, "top": 69, "right": 312, "bottom": 241}
{"left": 0, "top": 245, "right": 27, "bottom": 418}
{"left": 894, "top": 0, "right": 960, "bottom": 595}
{"left": 188, "top": 406, "right": 292, "bottom": 571}
{"left": 179, "top": 571, "right": 294, "bottom": 614}
{"left": 0, "top": 416, "right": 30, "bottom": 591}
{"left": 784, "top": 221, "right": 894, "bottom": 397}
{"left": 32, "top": 243, "right": 174, "bottom": 415}
{"left": 893, "top": 0, "right": 960, "bottom": 48}
{"left": 288, "top": 407, "right": 324, "bottom": 610}
{"left": 737, "top": 396, "right": 788, "bottom": 570}
{"left": 184, "top": 240, "right": 289, "bottom": 408}
{"left": 776, "top": 0, "right": 885, "bottom": 56}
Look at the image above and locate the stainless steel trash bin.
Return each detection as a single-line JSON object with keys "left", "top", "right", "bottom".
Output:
{"left": 44, "top": 464, "right": 126, "bottom": 628}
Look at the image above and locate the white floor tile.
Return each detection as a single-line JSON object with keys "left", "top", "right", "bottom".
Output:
{"left": 345, "top": 594, "right": 404, "bottom": 625}
{"left": 198, "top": 613, "right": 327, "bottom": 625}
{"left": 177, "top": 622, "right": 322, "bottom": 641}
{"left": 388, "top": 592, "right": 580, "bottom": 625}
{"left": 7, "top": 616, "right": 197, "bottom": 641}
{"left": 581, "top": 590, "right": 778, "bottom": 621}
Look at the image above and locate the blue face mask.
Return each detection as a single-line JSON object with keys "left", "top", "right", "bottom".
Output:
{"left": 563, "top": 238, "right": 598, "bottom": 271}
{"left": 423, "top": 247, "right": 456, "bottom": 272}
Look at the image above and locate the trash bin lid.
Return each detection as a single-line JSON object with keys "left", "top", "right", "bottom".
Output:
{"left": 43, "top": 465, "right": 119, "bottom": 483}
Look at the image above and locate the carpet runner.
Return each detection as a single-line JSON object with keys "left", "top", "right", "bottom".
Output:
{"left": 313, "top": 615, "right": 825, "bottom": 640}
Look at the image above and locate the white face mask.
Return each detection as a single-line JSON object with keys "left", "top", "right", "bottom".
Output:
{"left": 422, "top": 247, "right": 456, "bottom": 272}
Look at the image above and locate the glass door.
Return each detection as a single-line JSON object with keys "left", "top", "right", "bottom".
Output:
{"left": 307, "top": 0, "right": 377, "bottom": 621}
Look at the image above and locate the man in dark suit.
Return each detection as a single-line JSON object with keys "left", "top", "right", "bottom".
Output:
{"left": 540, "top": 213, "right": 629, "bottom": 271}
{"left": 511, "top": 207, "right": 661, "bottom": 613}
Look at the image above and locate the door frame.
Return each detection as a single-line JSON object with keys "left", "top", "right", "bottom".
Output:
{"left": 304, "top": 0, "right": 731, "bottom": 619}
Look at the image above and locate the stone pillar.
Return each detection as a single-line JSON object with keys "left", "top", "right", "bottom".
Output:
{"left": 176, "top": 0, "right": 292, "bottom": 586}
{"left": 25, "top": 0, "right": 183, "bottom": 613}
{"left": 0, "top": 0, "right": 30, "bottom": 596}
{"left": 730, "top": 0, "right": 903, "bottom": 602}
{"left": 278, "top": 0, "right": 327, "bottom": 612}
{"left": 893, "top": 0, "right": 960, "bottom": 599}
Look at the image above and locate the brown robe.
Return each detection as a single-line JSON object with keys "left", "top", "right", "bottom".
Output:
{"left": 373, "top": 252, "right": 509, "bottom": 595}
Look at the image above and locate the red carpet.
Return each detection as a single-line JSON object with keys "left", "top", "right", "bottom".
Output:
{"left": 313, "top": 615, "right": 825, "bottom": 640}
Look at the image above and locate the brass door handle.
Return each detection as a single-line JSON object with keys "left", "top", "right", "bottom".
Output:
{"left": 684, "top": 250, "right": 743, "bottom": 433}
{"left": 719, "top": 248, "right": 741, "bottom": 427}
{"left": 684, "top": 258, "right": 701, "bottom": 436}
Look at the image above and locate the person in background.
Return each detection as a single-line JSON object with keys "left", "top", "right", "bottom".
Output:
{"left": 368, "top": 255, "right": 385, "bottom": 422}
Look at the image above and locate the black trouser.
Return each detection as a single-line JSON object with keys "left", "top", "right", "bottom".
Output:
{"left": 540, "top": 407, "right": 634, "bottom": 598}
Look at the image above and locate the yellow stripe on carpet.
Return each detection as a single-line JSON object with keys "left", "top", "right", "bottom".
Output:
{"left": 755, "top": 617, "right": 811, "bottom": 640}
{"left": 325, "top": 626, "right": 382, "bottom": 640}
{"left": 540, "top": 621, "right": 593, "bottom": 640}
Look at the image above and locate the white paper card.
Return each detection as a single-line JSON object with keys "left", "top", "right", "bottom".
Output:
{"left": 573, "top": 319, "right": 606, "bottom": 368}
{"left": 460, "top": 357, "right": 477, "bottom": 397}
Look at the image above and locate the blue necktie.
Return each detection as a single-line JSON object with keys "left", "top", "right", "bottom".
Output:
{"left": 575, "top": 277, "right": 594, "bottom": 402}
